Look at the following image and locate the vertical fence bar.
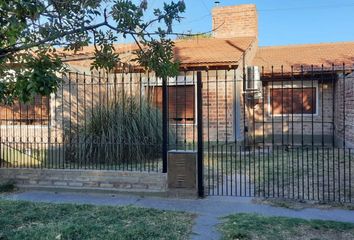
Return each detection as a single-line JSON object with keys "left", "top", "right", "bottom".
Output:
{"left": 162, "top": 76, "right": 168, "bottom": 173}
{"left": 197, "top": 71, "right": 204, "bottom": 197}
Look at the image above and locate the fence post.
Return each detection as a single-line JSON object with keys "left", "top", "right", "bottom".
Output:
{"left": 197, "top": 71, "right": 204, "bottom": 197}
{"left": 162, "top": 77, "right": 168, "bottom": 173}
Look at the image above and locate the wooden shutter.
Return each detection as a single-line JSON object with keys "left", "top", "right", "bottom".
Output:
{"left": 270, "top": 87, "right": 316, "bottom": 114}
{"left": 147, "top": 85, "right": 195, "bottom": 123}
{"left": 168, "top": 86, "right": 195, "bottom": 123}
{"left": 0, "top": 96, "right": 50, "bottom": 124}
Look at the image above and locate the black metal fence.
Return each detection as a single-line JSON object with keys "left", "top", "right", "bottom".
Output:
{"left": 0, "top": 71, "right": 165, "bottom": 172}
{"left": 0, "top": 64, "right": 353, "bottom": 202}
{"left": 203, "top": 64, "right": 354, "bottom": 203}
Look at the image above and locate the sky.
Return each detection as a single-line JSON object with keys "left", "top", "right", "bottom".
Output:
{"left": 145, "top": 0, "right": 354, "bottom": 46}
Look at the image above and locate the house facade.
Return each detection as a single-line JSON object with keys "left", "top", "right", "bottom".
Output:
{"left": 1, "top": 4, "right": 354, "bottom": 150}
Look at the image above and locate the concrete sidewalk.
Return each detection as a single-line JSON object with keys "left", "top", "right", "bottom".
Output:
{"left": 2, "top": 191, "right": 354, "bottom": 240}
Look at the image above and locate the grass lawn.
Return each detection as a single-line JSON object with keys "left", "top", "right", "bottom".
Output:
{"left": 0, "top": 200, "right": 194, "bottom": 240}
{"left": 219, "top": 213, "right": 354, "bottom": 240}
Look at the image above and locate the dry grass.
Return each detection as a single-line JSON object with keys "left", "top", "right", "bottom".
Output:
{"left": 220, "top": 213, "right": 354, "bottom": 240}
{"left": 205, "top": 145, "right": 354, "bottom": 202}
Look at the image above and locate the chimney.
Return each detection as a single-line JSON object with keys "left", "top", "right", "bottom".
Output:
{"left": 212, "top": 4, "right": 258, "bottom": 39}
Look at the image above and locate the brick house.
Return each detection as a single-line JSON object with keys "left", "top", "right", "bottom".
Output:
{"left": 1, "top": 4, "right": 354, "bottom": 149}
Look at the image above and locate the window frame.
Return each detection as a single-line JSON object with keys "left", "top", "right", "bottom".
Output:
{"left": 267, "top": 81, "right": 319, "bottom": 117}
{"left": 142, "top": 75, "right": 197, "bottom": 126}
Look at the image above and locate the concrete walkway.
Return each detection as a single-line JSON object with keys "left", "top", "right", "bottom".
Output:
{"left": 2, "top": 191, "right": 354, "bottom": 240}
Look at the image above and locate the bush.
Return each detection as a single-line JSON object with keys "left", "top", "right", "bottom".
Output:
{"left": 67, "top": 93, "right": 169, "bottom": 165}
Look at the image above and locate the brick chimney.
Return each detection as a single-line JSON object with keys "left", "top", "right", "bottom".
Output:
{"left": 212, "top": 4, "right": 258, "bottom": 39}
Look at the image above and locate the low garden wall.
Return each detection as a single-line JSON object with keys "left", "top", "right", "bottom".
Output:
{"left": 0, "top": 168, "right": 167, "bottom": 194}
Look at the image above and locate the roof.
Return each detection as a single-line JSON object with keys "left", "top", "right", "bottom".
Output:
{"left": 174, "top": 37, "right": 255, "bottom": 68}
{"left": 61, "top": 37, "right": 256, "bottom": 69}
{"left": 252, "top": 42, "right": 354, "bottom": 73}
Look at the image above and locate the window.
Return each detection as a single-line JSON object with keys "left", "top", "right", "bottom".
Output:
{"left": 147, "top": 85, "right": 195, "bottom": 124}
{"left": 0, "top": 96, "right": 50, "bottom": 125}
{"left": 269, "top": 87, "right": 317, "bottom": 115}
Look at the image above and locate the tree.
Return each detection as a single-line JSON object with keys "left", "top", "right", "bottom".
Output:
{"left": 0, "top": 0, "right": 186, "bottom": 103}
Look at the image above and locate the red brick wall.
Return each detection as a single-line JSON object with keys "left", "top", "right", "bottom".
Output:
{"left": 212, "top": 4, "right": 258, "bottom": 39}
{"left": 334, "top": 73, "right": 354, "bottom": 148}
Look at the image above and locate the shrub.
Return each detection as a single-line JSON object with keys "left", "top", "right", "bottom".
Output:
{"left": 67, "top": 93, "right": 169, "bottom": 165}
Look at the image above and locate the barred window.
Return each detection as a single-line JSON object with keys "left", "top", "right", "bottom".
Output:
{"left": 270, "top": 87, "right": 317, "bottom": 115}
{"left": 147, "top": 85, "right": 195, "bottom": 124}
{"left": 0, "top": 96, "right": 50, "bottom": 125}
